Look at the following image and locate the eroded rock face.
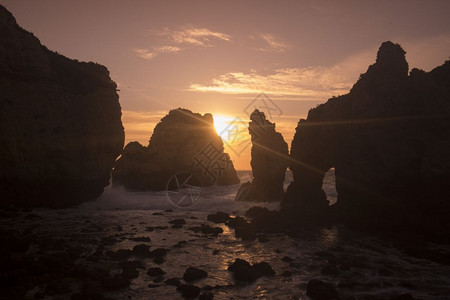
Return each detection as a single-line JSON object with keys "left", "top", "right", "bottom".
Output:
{"left": 112, "top": 108, "right": 239, "bottom": 190}
{"left": 283, "top": 41, "right": 450, "bottom": 234}
{"left": 235, "top": 110, "right": 288, "bottom": 202}
{"left": 0, "top": 5, "right": 124, "bottom": 207}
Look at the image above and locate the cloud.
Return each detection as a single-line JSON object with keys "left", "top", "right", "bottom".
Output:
{"left": 134, "top": 46, "right": 181, "bottom": 60}
{"left": 189, "top": 46, "right": 384, "bottom": 100}
{"left": 134, "top": 26, "right": 230, "bottom": 60}
{"left": 134, "top": 49, "right": 157, "bottom": 60}
{"left": 189, "top": 66, "right": 353, "bottom": 100}
{"left": 256, "top": 33, "right": 290, "bottom": 52}
{"left": 159, "top": 26, "right": 231, "bottom": 47}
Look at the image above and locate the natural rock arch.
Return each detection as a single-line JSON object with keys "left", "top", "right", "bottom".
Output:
{"left": 322, "top": 168, "right": 338, "bottom": 205}
{"left": 283, "top": 41, "right": 450, "bottom": 235}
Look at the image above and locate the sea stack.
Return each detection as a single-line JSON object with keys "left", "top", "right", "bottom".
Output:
{"left": 283, "top": 41, "right": 450, "bottom": 236}
{"left": 0, "top": 5, "right": 124, "bottom": 207}
{"left": 235, "top": 109, "right": 288, "bottom": 202}
{"left": 112, "top": 108, "right": 239, "bottom": 190}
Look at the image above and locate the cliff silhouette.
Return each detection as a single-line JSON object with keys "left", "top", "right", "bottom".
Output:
{"left": 283, "top": 41, "right": 450, "bottom": 237}
{"left": 112, "top": 108, "right": 239, "bottom": 190}
{"left": 235, "top": 109, "right": 288, "bottom": 202}
{"left": 0, "top": 5, "right": 124, "bottom": 207}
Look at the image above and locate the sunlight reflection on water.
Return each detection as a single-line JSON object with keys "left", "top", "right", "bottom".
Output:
{"left": 318, "top": 226, "right": 339, "bottom": 247}
{"left": 255, "top": 285, "right": 268, "bottom": 297}
{"left": 5, "top": 170, "right": 448, "bottom": 299}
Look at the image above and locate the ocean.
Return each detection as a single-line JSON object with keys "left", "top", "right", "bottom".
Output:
{"left": 1, "top": 170, "right": 449, "bottom": 299}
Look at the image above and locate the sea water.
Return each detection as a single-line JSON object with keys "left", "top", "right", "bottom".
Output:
{"left": 2, "top": 170, "right": 449, "bottom": 299}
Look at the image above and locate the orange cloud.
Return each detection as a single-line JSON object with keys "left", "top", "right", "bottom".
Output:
{"left": 257, "top": 33, "right": 290, "bottom": 52}
{"left": 134, "top": 26, "right": 231, "bottom": 60}
{"left": 188, "top": 47, "right": 383, "bottom": 100}
{"left": 134, "top": 46, "right": 182, "bottom": 60}
{"left": 189, "top": 66, "right": 352, "bottom": 100}
{"left": 158, "top": 26, "right": 231, "bottom": 47}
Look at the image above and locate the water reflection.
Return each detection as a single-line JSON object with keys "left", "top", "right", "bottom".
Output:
{"left": 318, "top": 226, "right": 339, "bottom": 247}
{"left": 255, "top": 285, "right": 268, "bottom": 297}
{"left": 322, "top": 168, "right": 338, "bottom": 205}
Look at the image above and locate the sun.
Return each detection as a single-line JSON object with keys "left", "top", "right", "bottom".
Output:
{"left": 213, "top": 115, "right": 235, "bottom": 141}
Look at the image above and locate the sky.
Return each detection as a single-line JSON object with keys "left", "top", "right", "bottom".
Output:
{"left": 2, "top": 0, "right": 449, "bottom": 169}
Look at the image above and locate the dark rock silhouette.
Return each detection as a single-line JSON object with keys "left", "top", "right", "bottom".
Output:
{"left": 147, "top": 267, "right": 165, "bottom": 277}
{"left": 207, "top": 211, "right": 230, "bottom": 223}
{"left": 306, "top": 279, "right": 338, "bottom": 300}
{"left": 0, "top": 5, "right": 124, "bottom": 207}
{"left": 235, "top": 110, "right": 288, "bottom": 202}
{"left": 132, "top": 244, "right": 151, "bottom": 257}
{"left": 283, "top": 41, "right": 450, "bottom": 236}
{"left": 100, "top": 275, "right": 130, "bottom": 291}
{"left": 112, "top": 108, "right": 239, "bottom": 190}
{"left": 199, "top": 291, "right": 214, "bottom": 300}
{"left": 225, "top": 214, "right": 258, "bottom": 240}
{"left": 177, "top": 284, "right": 201, "bottom": 298}
{"left": 183, "top": 267, "right": 208, "bottom": 282}
{"left": 227, "top": 258, "right": 275, "bottom": 282}
{"left": 165, "top": 278, "right": 182, "bottom": 287}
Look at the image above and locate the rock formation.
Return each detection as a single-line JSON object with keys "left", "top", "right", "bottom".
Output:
{"left": 0, "top": 5, "right": 124, "bottom": 207}
{"left": 283, "top": 41, "right": 450, "bottom": 235}
{"left": 112, "top": 108, "right": 239, "bottom": 190}
{"left": 235, "top": 110, "right": 288, "bottom": 202}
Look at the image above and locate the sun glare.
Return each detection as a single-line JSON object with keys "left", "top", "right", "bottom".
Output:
{"left": 213, "top": 115, "right": 235, "bottom": 141}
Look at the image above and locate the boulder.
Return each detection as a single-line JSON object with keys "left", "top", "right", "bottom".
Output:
{"left": 227, "top": 259, "right": 251, "bottom": 272}
{"left": 306, "top": 279, "right": 338, "bottom": 300}
{"left": 200, "top": 224, "right": 223, "bottom": 236}
{"left": 207, "top": 211, "right": 230, "bottom": 223}
{"left": 182, "top": 267, "right": 208, "bottom": 282}
{"left": 235, "top": 110, "right": 288, "bottom": 202}
{"left": 227, "top": 259, "right": 275, "bottom": 282}
{"left": 164, "top": 278, "right": 181, "bottom": 287}
{"left": 100, "top": 275, "right": 130, "bottom": 291}
{"left": 132, "top": 244, "right": 151, "bottom": 257}
{"left": 147, "top": 267, "right": 165, "bottom": 277}
{"left": 176, "top": 284, "right": 201, "bottom": 298}
{"left": 149, "top": 248, "right": 168, "bottom": 258}
{"left": 0, "top": 5, "right": 124, "bottom": 207}
{"left": 252, "top": 262, "right": 275, "bottom": 276}
{"left": 283, "top": 41, "right": 450, "bottom": 237}
{"left": 112, "top": 108, "right": 239, "bottom": 190}
{"left": 226, "top": 216, "right": 248, "bottom": 229}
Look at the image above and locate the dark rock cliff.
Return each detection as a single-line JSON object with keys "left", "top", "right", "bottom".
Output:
{"left": 235, "top": 110, "right": 288, "bottom": 202}
{"left": 0, "top": 5, "right": 124, "bottom": 207}
{"left": 112, "top": 108, "right": 239, "bottom": 190}
{"left": 283, "top": 41, "right": 450, "bottom": 235}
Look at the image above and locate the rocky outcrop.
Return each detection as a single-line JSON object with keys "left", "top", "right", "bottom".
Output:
{"left": 283, "top": 41, "right": 450, "bottom": 235}
{"left": 0, "top": 5, "right": 124, "bottom": 207}
{"left": 112, "top": 108, "right": 239, "bottom": 190}
{"left": 235, "top": 110, "right": 288, "bottom": 202}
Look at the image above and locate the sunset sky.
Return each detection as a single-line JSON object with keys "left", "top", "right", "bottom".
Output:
{"left": 2, "top": 0, "right": 449, "bottom": 169}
